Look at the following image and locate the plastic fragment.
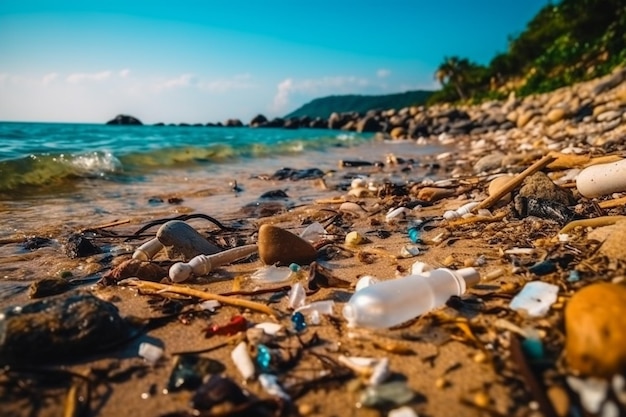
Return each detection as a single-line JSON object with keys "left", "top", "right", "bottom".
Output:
{"left": 258, "top": 373, "right": 290, "bottom": 400}
{"left": 355, "top": 275, "right": 379, "bottom": 292}
{"left": 250, "top": 265, "right": 293, "bottom": 283}
{"left": 510, "top": 281, "right": 559, "bottom": 317}
{"left": 399, "top": 245, "right": 420, "bottom": 258}
{"left": 199, "top": 300, "right": 221, "bottom": 312}
{"left": 346, "top": 231, "right": 367, "bottom": 246}
{"left": 254, "top": 322, "right": 284, "bottom": 336}
{"left": 289, "top": 263, "right": 300, "bottom": 272}
{"left": 288, "top": 282, "right": 306, "bottom": 309}
{"left": 291, "top": 311, "right": 307, "bottom": 332}
{"left": 407, "top": 225, "right": 421, "bottom": 243}
{"left": 255, "top": 344, "right": 271, "bottom": 371}
{"left": 138, "top": 342, "right": 164, "bottom": 365}
{"left": 567, "top": 376, "right": 608, "bottom": 414}
{"left": 299, "top": 222, "right": 327, "bottom": 242}
{"left": 231, "top": 341, "right": 255, "bottom": 381}
{"left": 358, "top": 380, "right": 414, "bottom": 408}
{"left": 567, "top": 270, "right": 581, "bottom": 283}
{"left": 388, "top": 406, "right": 419, "bottom": 417}
{"left": 410, "top": 261, "right": 433, "bottom": 275}
{"left": 296, "top": 300, "right": 335, "bottom": 317}
{"left": 386, "top": 207, "right": 409, "bottom": 222}
{"left": 205, "top": 315, "right": 247, "bottom": 338}
{"left": 528, "top": 260, "right": 557, "bottom": 276}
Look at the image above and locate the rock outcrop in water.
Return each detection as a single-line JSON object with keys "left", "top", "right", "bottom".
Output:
{"left": 106, "top": 114, "right": 143, "bottom": 125}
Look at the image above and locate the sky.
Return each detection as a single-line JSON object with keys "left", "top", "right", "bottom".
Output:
{"left": 0, "top": 0, "right": 550, "bottom": 124}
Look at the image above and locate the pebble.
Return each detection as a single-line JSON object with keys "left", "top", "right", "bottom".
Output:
{"left": 473, "top": 151, "right": 505, "bottom": 173}
{"left": 487, "top": 175, "right": 513, "bottom": 204}
{"left": 358, "top": 381, "right": 414, "bottom": 408}
{"left": 565, "top": 283, "right": 626, "bottom": 377}
{"left": 157, "top": 220, "right": 221, "bottom": 261}
{"left": 257, "top": 224, "right": 317, "bottom": 266}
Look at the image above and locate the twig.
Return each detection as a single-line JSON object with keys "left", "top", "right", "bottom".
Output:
{"left": 122, "top": 280, "right": 279, "bottom": 317}
{"left": 475, "top": 154, "right": 556, "bottom": 211}
{"left": 598, "top": 196, "right": 626, "bottom": 209}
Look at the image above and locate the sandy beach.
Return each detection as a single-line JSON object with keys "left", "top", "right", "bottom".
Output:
{"left": 2, "top": 71, "right": 626, "bottom": 417}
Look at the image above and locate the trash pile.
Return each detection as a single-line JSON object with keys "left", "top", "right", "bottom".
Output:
{"left": 1, "top": 71, "right": 626, "bottom": 417}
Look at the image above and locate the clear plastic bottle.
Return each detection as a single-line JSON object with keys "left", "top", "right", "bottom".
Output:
{"left": 342, "top": 267, "right": 480, "bottom": 329}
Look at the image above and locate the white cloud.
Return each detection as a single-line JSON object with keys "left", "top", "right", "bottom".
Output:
{"left": 42, "top": 72, "right": 58, "bottom": 86}
{"left": 272, "top": 78, "right": 294, "bottom": 112}
{"left": 271, "top": 75, "right": 372, "bottom": 113}
{"left": 377, "top": 69, "right": 391, "bottom": 78}
{"left": 119, "top": 68, "right": 131, "bottom": 78}
{"left": 153, "top": 73, "right": 196, "bottom": 91}
{"left": 0, "top": 73, "right": 8, "bottom": 86}
{"left": 198, "top": 73, "right": 256, "bottom": 93}
{"left": 66, "top": 70, "right": 112, "bottom": 84}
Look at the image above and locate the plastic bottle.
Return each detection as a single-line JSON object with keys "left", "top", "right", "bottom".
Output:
{"left": 342, "top": 267, "right": 480, "bottom": 329}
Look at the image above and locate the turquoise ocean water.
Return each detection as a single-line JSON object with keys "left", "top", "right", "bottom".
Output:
{"left": 0, "top": 122, "right": 374, "bottom": 195}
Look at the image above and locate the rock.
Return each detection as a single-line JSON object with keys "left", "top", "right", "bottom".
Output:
{"left": 596, "top": 109, "right": 622, "bottom": 122}
{"left": 224, "top": 118, "right": 243, "bottom": 127}
{"left": 517, "top": 172, "right": 575, "bottom": 206}
{"left": 517, "top": 110, "right": 539, "bottom": 128}
{"left": 100, "top": 259, "right": 168, "bottom": 285}
{"left": 356, "top": 116, "right": 381, "bottom": 133}
{"left": 249, "top": 114, "right": 268, "bottom": 127}
{"left": 257, "top": 224, "right": 317, "bottom": 266}
{"left": 415, "top": 187, "right": 455, "bottom": 202}
{"left": 488, "top": 175, "right": 514, "bottom": 204}
{"left": 591, "top": 66, "right": 626, "bottom": 96}
{"left": 390, "top": 127, "right": 406, "bottom": 139}
{"left": 157, "top": 220, "right": 221, "bottom": 261}
{"left": 65, "top": 234, "right": 101, "bottom": 258}
{"left": 473, "top": 152, "right": 505, "bottom": 173}
{"left": 106, "top": 114, "right": 143, "bottom": 125}
{"left": 565, "top": 283, "right": 626, "bottom": 377}
{"left": 546, "top": 108, "right": 567, "bottom": 124}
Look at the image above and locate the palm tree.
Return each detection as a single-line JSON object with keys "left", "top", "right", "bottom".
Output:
{"left": 435, "top": 56, "right": 471, "bottom": 100}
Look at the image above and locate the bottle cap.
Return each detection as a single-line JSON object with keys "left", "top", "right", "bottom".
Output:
{"left": 457, "top": 267, "right": 480, "bottom": 287}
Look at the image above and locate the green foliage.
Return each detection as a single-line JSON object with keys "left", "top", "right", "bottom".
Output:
{"left": 433, "top": 0, "right": 626, "bottom": 103}
{"left": 285, "top": 90, "right": 433, "bottom": 119}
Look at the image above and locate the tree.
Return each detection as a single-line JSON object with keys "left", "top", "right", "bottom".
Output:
{"left": 435, "top": 56, "right": 473, "bottom": 100}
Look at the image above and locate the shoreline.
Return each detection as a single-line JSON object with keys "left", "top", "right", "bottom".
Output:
{"left": 1, "top": 72, "right": 626, "bottom": 416}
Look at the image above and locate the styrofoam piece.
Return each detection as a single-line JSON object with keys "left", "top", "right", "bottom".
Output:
{"left": 509, "top": 281, "right": 559, "bottom": 317}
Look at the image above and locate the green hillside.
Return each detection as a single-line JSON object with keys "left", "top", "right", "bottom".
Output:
{"left": 285, "top": 90, "right": 433, "bottom": 119}
{"left": 431, "top": 0, "right": 626, "bottom": 104}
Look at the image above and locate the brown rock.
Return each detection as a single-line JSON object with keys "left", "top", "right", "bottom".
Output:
{"left": 258, "top": 224, "right": 317, "bottom": 266}
{"left": 390, "top": 127, "right": 406, "bottom": 139}
{"left": 565, "top": 283, "right": 626, "bottom": 377}
{"left": 546, "top": 108, "right": 567, "bottom": 124}
{"left": 488, "top": 175, "right": 513, "bottom": 204}
{"left": 100, "top": 259, "right": 167, "bottom": 285}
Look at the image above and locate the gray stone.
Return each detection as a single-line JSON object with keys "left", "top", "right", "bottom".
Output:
{"left": 157, "top": 220, "right": 221, "bottom": 261}
{"left": 473, "top": 152, "right": 505, "bottom": 173}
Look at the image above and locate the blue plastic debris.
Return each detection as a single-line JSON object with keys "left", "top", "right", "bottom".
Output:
{"left": 256, "top": 344, "right": 271, "bottom": 371}
{"left": 291, "top": 311, "right": 307, "bottom": 332}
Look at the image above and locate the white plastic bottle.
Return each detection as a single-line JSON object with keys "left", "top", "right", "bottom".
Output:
{"left": 342, "top": 267, "right": 480, "bottom": 329}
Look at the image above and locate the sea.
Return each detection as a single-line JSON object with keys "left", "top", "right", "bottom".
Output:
{"left": 0, "top": 122, "right": 443, "bottom": 282}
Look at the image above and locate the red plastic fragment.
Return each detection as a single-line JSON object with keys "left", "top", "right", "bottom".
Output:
{"left": 204, "top": 315, "right": 247, "bottom": 338}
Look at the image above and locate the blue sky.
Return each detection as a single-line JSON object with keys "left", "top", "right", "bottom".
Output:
{"left": 0, "top": 1, "right": 549, "bottom": 124}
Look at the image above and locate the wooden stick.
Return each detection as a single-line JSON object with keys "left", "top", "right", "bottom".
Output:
{"left": 598, "top": 196, "right": 626, "bottom": 209}
{"left": 474, "top": 154, "right": 556, "bottom": 211}
{"left": 123, "top": 280, "right": 279, "bottom": 317}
